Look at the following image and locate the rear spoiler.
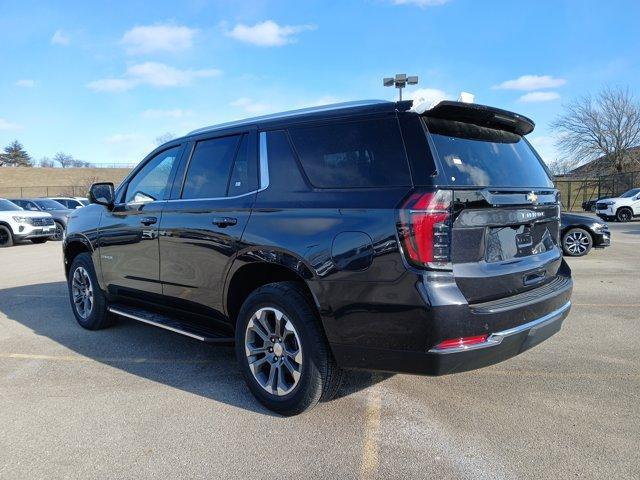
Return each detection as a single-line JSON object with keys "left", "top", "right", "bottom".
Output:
{"left": 408, "top": 100, "right": 535, "bottom": 136}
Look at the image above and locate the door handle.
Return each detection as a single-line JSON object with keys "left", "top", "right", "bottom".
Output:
{"left": 140, "top": 216, "right": 158, "bottom": 226}
{"left": 212, "top": 217, "right": 237, "bottom": 228}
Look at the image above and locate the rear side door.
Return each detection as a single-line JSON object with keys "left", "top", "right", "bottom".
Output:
{"left": 159, "top": 129, "right": 259, "bottom": 317}
{"left": 98, "top": 145, "right": 183, "bottom": 297}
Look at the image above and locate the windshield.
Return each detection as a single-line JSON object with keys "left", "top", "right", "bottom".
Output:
{"left": 425, "top": 118, "right": 553, "bottom": 188}
{"left": 34, "top": 199, "right": 66, "bottom": 210}
{"left": 620, "top": 188, "right": 640, "bottom": 198}
{"left": 0, "top": 199, "right": 23, "bottom": 211}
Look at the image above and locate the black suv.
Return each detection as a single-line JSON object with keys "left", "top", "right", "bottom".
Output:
{"left": 63, "top": 100, "right": 572, "bottom": 415}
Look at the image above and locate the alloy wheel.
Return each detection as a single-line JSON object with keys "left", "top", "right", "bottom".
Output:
{"left": 564, "top": 231, "right": 590, "bottom": 255}
{"left": 53, "top": 223, "right": 64, "bottom": 241}
{"left": 72, "top": 266, "right": 94, "bottom": 319}
{"left": 244, "top": 307, "right": 303, "bottom": 396}
{"left": 618, "top": 209, "right": 632, "bottom": 222}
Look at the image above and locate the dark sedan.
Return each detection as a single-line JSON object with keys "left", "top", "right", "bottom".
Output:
{"left": 8, "top": 198, "right": 72, "bottom": 241}
{"left": 561, "top": 212, "right": 611, "bottom": 256}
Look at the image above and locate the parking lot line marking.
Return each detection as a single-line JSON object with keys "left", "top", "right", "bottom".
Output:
{"left": 360, "top": 377, "right": 382, "bottom": 480}
{"left": 11, "top": 294, "right": 67, "bottom": 298}
{"left": 573, "top": 303, "right": 640, "bottom": 307}
{"left": 0, "top": 353, "right": 214, "bottom": 365}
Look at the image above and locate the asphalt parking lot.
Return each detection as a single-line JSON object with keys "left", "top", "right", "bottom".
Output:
{"left": 0, "top": 218, "right": 638, "bottom": 480}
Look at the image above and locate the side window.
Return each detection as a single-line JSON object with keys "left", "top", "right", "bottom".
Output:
{"left": 228, "top": 135, "right": 258, "bottom": 196}
{"left": 288, "top": 117, "right": 411, "bottom": 188}
{"left": 125, "top": 146, "right": 180, "bottom": 204}
{"left": 181, "top": 135, "right": 244, "bottom": 199}
{"left": 25, "top": 201, "right": 39, "bottom": 211}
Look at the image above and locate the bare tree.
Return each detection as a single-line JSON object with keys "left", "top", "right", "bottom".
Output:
{"left": 39, "top": 157, "right": 55, "bottom": 168}
{"left": 546, "top": 158, "right": 575, "bottom": 176}
{"left": 552, "top": 87, "right": 640, "bottom": 173}
{"left": 53, "top": 152, "right": 75, "bottom": 168}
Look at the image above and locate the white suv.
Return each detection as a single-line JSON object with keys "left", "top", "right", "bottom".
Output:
{"left": 0, "top": 198, "right": 56, "bottom": 247}
{"left": 596, "top": 188, "right": 640, "bottom": 222}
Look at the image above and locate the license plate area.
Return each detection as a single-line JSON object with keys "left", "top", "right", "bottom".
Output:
{"left": 486, "top": 222, "right": 556, "bottom": 263}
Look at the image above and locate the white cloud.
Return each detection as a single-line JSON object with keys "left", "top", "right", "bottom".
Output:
{"left": 51, "top": 30, "right": 70, "bottom": 45}
{"left": 518, "top": 91, "right": 561, "bottom": 103}
{"left": 103, "top": 133, "right": 155, "bottom": 164}
{"left": 141, "top": 108, "right": 193, "bottom": 119}
{"left": 0, "top": 118, "right": 21, "bottom": 130}
{"left": 15, "top": 79, "right": 35, "bottom": 88}
{"left": 122, "top": 24, "right": 197, "bottom": 55}
{"left": 230, "top": 97, "right": 272, "bottom": 114}
{"left": 493, "top": 75, "right": 566, "bottom": 91}
{"left": 393, "top": 0, "right": 451, "bottom": 6}
{"left": 227, "top": 20, "right": 316, "bottom": 47}
{"left": 406, "top": 87, "right": 452, "bottom": 104}
{"left": 87, "top": 62, "right": 222, "bottom": 92}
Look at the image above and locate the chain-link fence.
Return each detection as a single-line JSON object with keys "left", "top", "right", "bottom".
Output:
{"left": 0, "top": 185, "right": 90, "bottom": 199}
{"left": 555, "top": 171, "right": 640, "bottom": 211}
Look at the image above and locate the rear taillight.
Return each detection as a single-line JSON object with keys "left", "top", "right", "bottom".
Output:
{"left": 397, "top": 189, "right": 452, "bottom": 269}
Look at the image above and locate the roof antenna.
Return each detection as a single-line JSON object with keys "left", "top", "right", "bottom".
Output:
{"left": 383, "top": 74, "right": 418, "bottom": 101}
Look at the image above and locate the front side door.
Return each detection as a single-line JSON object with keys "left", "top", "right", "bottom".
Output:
{"left": 99, "top": 145, "right": 182, "bottom": 298}
{"left": 159, "top": 131, "right": 258, "bottom": 318}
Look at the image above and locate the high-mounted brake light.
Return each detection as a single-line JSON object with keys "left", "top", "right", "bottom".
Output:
{"left": 397, "top": 189, "right": 452, "bottom": 269}
{"left": 433, "top": 335, "right": 489, "bottom": 351}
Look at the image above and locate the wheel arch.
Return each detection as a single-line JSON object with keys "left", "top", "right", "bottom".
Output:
{"left": 225, "top": 257, "right": 319, "bottom": 329}
{"left": 63, "top": 235, "right": 94, "bottom": 278}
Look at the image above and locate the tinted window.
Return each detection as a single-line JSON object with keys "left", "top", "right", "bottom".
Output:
{"left": 228, "top": 135, "right": 258, "bottom": 196}
{"left": 621, "top": 188, "right": 640, "bottom": 198}
{"left": 125, "top": 147, "right": 179, "bottom": 203}
{"left": 34, "top": 199, "right": 66, "bottom": 210}
{"left": 182, "top": 135, "right": 240, "bottom": 199}
{"left": 426, "top": 118, "right": 553, "bottom": 188}
{"left": 288, "top": 118, "right": 411, "bottom": 188}
{"left": 0, "top": 199, "right": 22, "bottom": 211}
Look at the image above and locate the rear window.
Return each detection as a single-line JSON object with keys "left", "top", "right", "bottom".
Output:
{"left": 288, "top": 117, "right": 411, "bottom": 188}
{"left": 425, "top": 118, "right": 553, "bottom": 188}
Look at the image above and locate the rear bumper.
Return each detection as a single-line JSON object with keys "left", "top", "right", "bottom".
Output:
{"left": 328, "top": 261, "right": 573, "bottom": 376}
{"left": 424, "top": 301, "right": 570, "bottom": 374}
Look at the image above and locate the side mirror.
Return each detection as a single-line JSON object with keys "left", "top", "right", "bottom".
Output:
{"left": 89, "top": 182, "right": 115, "bottom": 208}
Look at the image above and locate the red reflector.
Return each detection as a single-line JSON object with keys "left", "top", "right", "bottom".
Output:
{"left": 434, "top": 335, "right": 489, "bottom": 350}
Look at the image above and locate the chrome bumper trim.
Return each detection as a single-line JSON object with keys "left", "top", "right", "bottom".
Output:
{"left": 428, "top": 301, "right": 571, "bottom": 354}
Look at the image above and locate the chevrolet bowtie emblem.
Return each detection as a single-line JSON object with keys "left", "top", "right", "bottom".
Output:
{"left": 526, "top": 192, "right": 538, "bottom": 203}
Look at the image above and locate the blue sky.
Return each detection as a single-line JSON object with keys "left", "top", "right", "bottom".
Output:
{"left": 1, "top": 0, "right": 639, "bottom": 166}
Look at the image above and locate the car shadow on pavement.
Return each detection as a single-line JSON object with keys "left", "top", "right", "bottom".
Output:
{"left": 0, "top": 281, "right": 389, "bottom": 415}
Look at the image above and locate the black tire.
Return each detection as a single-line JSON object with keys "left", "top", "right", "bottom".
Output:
{"left": 0, "top": 225, "right": 14, "bottom": 247}
{"left": 616, "top": 207, "right": 633, "bottom": 223}
{"left": 31, "top": 238, "right": 48, "bottom": 244}
{"left": 562, "top": 227, "right": 593, "bottom": 257}
{"left": 235, "top": 281, "right": 343, "bottom": 416}
{"left": 67, "top": 252, "right": 114, "bottom": 330}
{"left": 52, "top": 221, "right": 65, "bottom": 241}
